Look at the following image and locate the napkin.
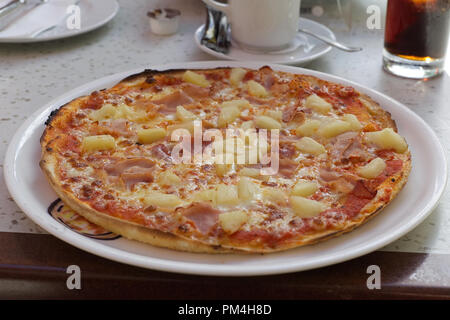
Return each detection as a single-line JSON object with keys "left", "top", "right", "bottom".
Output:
{"left": 0, "top": 0, "right": 78, "bottom": 38}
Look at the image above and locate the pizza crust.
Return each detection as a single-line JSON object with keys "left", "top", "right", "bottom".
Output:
{"left": 40, "top": 67, "right": 412, "bottom": 253}
{"left": 40, "top": 154, "right": 237, "bottom": 254}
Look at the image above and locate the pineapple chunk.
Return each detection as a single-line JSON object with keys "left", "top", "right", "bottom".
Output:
{"left": 192, "top": 189, "right": 217, "bottom": 204}
{"left": 295, "top": 119, "right": 321, "bottom": 137}
{"left": 305, "top": 94, "right": 332, "bottom": 114}
{"left": 291, "top": 180, "right": 319, "bottom": 197}
{"left": 137, "top": 128, "right": 166, "bottom": 144}
{"left": 357, "top": 157, "right": 387, "bottom": 179}
{"left": 230, "top": 68, "right": 247, "bottom": 86}
{"left": 238, "top": 177, "right": 258, "bottom": 201}
{"left": 241, "top": 120, "right": 254, "bottom": 130}
{"left": 216, "top": 184, "right": 240, "bottom": 206}
{"left": 221, "top": 99, "right": 250, "bottom": 109}
{"left": 115, "top": 104, "right": 147, "bottom": 121}
{"left": 88, "top": 104, "right": 116, "bottom": 121}
{"left": 290, "top": 196, "right": 328, "bottom": 218}
{"left": 167, "top": 121, "right": 196, "bottom": 134}
{"left": 265, "top": 110, "right": 283, "bottom": 121}
{"left": 89, "top": 103, "right": 148, "bottom": 122}
{"left": 317, "top": 119, "right": 352, "bottom": 138}
{"left": 255, "top": 115, "right": 282, "bottom": 130}
{"left": 144, "top": 192, "right": 183, "bottom": 208}
{"left": 218, "top": 105, "right": 240, "bottom": 128}
{"left": 239, "top": 167, "right": 261, "bottom": 178}
{"left": 81, "top": 135, "right": 115, "bottom": 152}
{"left": 215, "top": 164, "right": 231, "bottom": 176}
{"left": 158, "top": 171, "right": 182, "bottom": 186}
{"left": 360, "top": 98, "right": 378, "bottom": 115}
{"left": 176, "top": 106, "right": 197, "bottom": 122}
{"left": 364, "top": 128, "right": 407, "bottom": 153}
{"left": 295, "top": 137, "right": 326, "bottom": 155}
{"left": 247, "top": 80, "right": 269, "bottom": 98}
{"left": 219, "top": 210, "right": 248, "bottom": 234}
{"left": 262, "top": 188, "right": 287, "bottom": 205}
{"left": 342, "top": 114, "right": 363, "bottom": 131}
{"left": 182, "top": 70, "right": 210, "bottom": 87}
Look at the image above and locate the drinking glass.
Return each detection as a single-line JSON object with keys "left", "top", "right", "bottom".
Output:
{"left": 383, "top": 0, "right": 450, "bottom": 79}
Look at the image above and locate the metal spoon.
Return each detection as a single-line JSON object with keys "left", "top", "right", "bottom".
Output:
{"left": 298, "top": 28, "right": 362, "bottom": 52}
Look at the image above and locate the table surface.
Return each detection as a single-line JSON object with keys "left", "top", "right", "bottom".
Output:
{"left": 0, "top": 0, "right": 449, "bottom": 299}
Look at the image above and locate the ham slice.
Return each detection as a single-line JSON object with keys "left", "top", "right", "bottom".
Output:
{"left": 182, "top": 202, "right": 221, "bottom": 235}
{"left": 245, "top": 95, "right": 273, "bottom": 105}
{"left": 319, "top": 168, "right": 340, "bottom": 181}
{"left": 150, "top": 143, "right": 172, "bottom": 161}
{"left": 181, "top": 83, "right": 210, "bottom": 99}
{"left": 279, "top": 142, "right": 296, "bottom": 159}
{"left": 342, "top": 181, "right": 377, "bottom": 218}
{"left": 319, "top": 167, "right": 357, "bottom": 194}
{"left": 263, "top": 75, "right": 275, "bottom": 90}
{"left": 278, "top": 158, "right": 298, "bottom": 178}
{"left": 121, "top": 170, "right": 154, "bottom": 189}
{"left": 330, "top": 132, "right": 369, "bottom": 164}
{"left": 328, "top": 178, "right": 355, "bottom": 194}
{"left": 151, "top": 90, "right": 194, "bottom": 113}
{"left": 248, "top": 158, "right": 297, "bottom": 177}
{"left": 150, "top": 84, "right": 209, "bottom": 114}
{"left": 351, "top": 180, "right": 376, "bottom": 199}
{"left": 282, "top": 104, "right": 305, "bottom": 123}
{"left": 259, "top": 66, "right": 275, "bottom": 90}
{"left": 91, "top": 119, "right": 133, "bottom": 138}
{"left": 109, "top": 119, "right": 133, "bottom": 137}
{"left": 104, "top": 158, "right": 155, "bottom": 189}
{"left": 105, "top": 158, "right": 155, "bottom": 176}
{"left": 342, "top": 160, "right": 403, "bottom": 217}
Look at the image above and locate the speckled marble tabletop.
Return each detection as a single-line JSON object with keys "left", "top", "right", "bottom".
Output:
{"left": 0, "top": 0, "right": 448, "bottom": 254}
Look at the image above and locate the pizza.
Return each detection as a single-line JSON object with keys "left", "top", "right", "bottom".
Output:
{"left": 40, "top": 66, "right": 411, "bottom": 253}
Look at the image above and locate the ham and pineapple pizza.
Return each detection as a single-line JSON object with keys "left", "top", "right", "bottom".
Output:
{"left": 40, "top": 66, "right": 411, "bottom": 253}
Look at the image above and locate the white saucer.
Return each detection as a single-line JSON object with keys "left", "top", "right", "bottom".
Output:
{"left": 0, "top": 0, "right": 119, "bottom": 43}
{"left": 195, "top": 17, "right": 335, "bottom": 65}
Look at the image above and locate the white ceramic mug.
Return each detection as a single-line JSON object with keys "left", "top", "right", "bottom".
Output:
{"left": 203, "top": 0, "right": 301, "bottom": 51}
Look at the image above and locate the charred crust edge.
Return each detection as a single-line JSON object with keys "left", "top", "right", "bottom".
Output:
{"left": 120, "top": 68, "right": 188, "bottom": 84}
{"left": 45, "top": 107, "right": 63, "bottom": 126}
{"left": 120, "top": 67, "right": 235, "bottom": 84}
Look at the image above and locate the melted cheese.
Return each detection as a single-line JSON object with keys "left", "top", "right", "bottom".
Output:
{"left": 46, "top": 67, "right": 409, "bottom": 249}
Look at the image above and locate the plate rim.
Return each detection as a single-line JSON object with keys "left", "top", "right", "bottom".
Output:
{"left": 4, "top": 60, "right": 447, "bottom": 276}
{"left": 194, "top": 17, "right": 335, "bottom": 65}
{"left": 0, "top": 0, "right": 119, "bottom": 43}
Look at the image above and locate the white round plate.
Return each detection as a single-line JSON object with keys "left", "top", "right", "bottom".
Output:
{"left": 195, "top": 18, "right": 335, "bottom": 65}
{"left": 4, "top": 61, "right": 447, "bottom": 276}
{"left": 0, "top": 0, "right": 119, "bottom": 43}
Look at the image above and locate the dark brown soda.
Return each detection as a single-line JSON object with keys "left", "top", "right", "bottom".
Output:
{"left": 384, "top": 0, "right": 450, "bottom": 60}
